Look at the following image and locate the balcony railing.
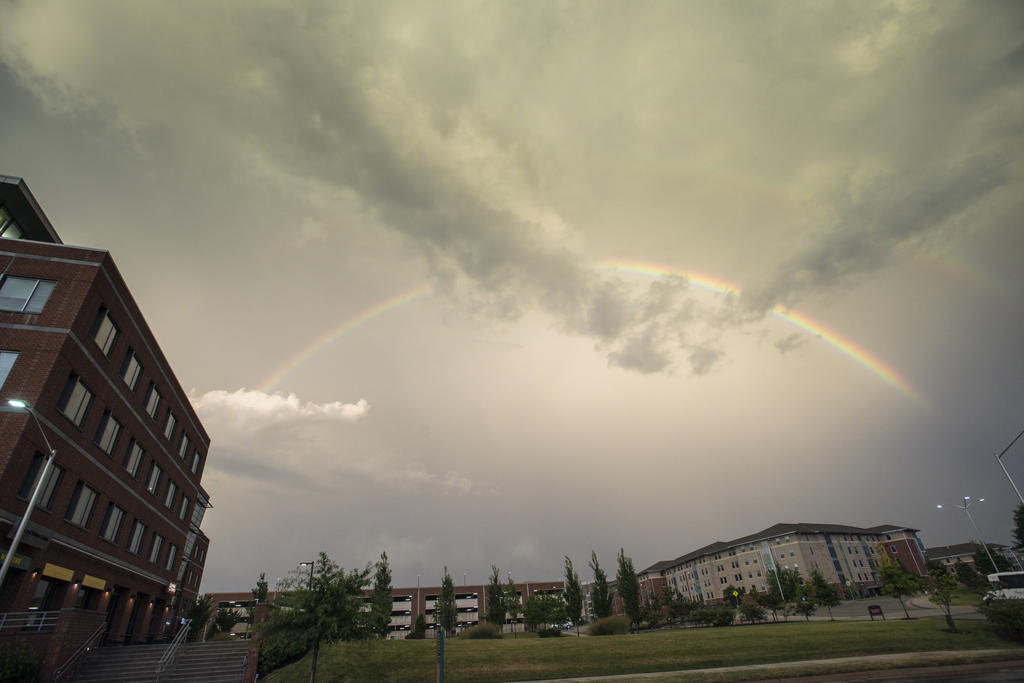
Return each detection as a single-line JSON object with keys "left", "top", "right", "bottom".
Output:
{"left": 0, "top": 610, "right": 60, "bottom": 634}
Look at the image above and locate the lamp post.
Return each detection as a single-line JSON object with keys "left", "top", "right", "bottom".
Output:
{"left": 299, "top": 561, "right": 314, "bottom": 589}
{"left": 994, "top": 428, "right": 1024, "bottom": 506}
{"left": 1, "top": 400, "right": 56, "bottom": 590}
{"left": 937, "top": 496, "right": 999, "bottom": 573}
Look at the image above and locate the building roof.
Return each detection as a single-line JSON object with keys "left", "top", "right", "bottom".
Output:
{"left": 642, "top": 522, "right": 920, "bottom": 574}
{"left": 0, "top": 175, "right": 62, "bottom": 243}
{"left": 925, "top": 542, "right": 1007, "bottom": 561}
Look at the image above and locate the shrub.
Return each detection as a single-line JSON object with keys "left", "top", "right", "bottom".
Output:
{"left": 691, "top": 608, "right": 717, "bottom": 627}
{"left": 537, "top": 627, "right": 562, "bottom": 638}
{"left": 0, "top": 641, "right": 42, "bottom": 683}
{"left": 712, "top": 606, "right": 736, "bottom": 627}
{"left": 463, "top": 623, "right": 502, "bottom": 639}
{"left": 738, "top": 601, "right": 766, "bottom": 624}
{"left": 407, "top": 614, "right": 427, "bottom": 639}
{"left": 981, "top": 598, "right": 1024, "bottom": 642}
{"left": 587, "top": 615, "right": 630, "bottom": 636}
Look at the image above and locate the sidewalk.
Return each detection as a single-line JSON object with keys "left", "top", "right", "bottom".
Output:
{"left": 515, "top": 648, "right": 1024, "bottom": 682}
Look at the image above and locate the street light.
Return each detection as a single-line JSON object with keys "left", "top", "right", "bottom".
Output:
{"left": 994, "top": 428, "right": 1024, "bottom": 506}
{"left": 937, "top": 496, "right": 999, "bottom": 573}
{"left": 298, "top": 561, "right": 314, "bottom": 589}
{"left": 1, "top": 399, "right": 57, "bottom": 590}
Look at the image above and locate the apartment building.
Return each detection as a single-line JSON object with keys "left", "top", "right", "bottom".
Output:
{"left": 642, "top": 522, "right": 927, "bottom": 605}
{"left": 0, "top": 176, "right": 212, "bottom": 671}
{"left": 926, "top": 542, "right": 1022, "bottom": 574}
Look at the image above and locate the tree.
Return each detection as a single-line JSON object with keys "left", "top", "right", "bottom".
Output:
{"left": 563, "top": 557, "right": 584, "bottom": 635}
{"left": 408, "top": 613, "right": 427, "bottom": 639}
{"left": 973, "top": 544, "right": 1012, "bottom": 575}
{"left": 523, "top": 592, "right": 566, "bottom": 631}
{"left": 928, "top": 568, "right": 959, "bottom": 632}
{"left": 765, "top": 566, "right": 801, "bottom": 601}
{"left": 738, "top": 601, "right": 766, "bottom": 624}
{"left": 877, "top": 557, "right": 921, "bottom": 619}
{"left": 794, "top": 585, "right": 816, "bottom": 621}
{"left": 246, "top": 572, "right": 270, "bottom": 638}
{"left": 809, "top": 568, "right": 840, "bottom": 621}
{"left": 954, "top": 560, "right": 988, "bottom": 592}
{"left": 485, "top": 566, "right": 506, "bottom": 627}
{"left": 212, "top": 608, "right": 238, "bottom": 637}
{"left": 1014, "top": 504, "right": 1024, "bottom": 551}
{"left": 186, "top": 594, "right": 215, "bottom": 641}
{"left": 589, "top": 551, "right": 613, "bottom": 619}
{"left": 754, "top": 586, "right": 783, "bottom": 622}
{"left": 259, "top": 552, "right": 370, "bottom": 683}
{"left": 615, "top": 548, "right": 642, "bottom": 632}
{"left": 368, "top": 552, "right": 393, "bottom": 639}
{"left": 435, "top": 567, "right": 457, "bottom": 636}
{"left": 503, "top": 576, "right": 522, "bottom": 638}
{"left": 722, "top": 584, "right": 745, "bottom": 607}
{"left": 642, "top": 590, "right": 663, "bottom": 628}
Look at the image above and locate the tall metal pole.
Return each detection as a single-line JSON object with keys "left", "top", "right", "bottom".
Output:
{"left": 0, "top": 401, "right": 57, "bottom": 590}
{"left": 994, "top": 428, "right": 1024, "bottom": 506}
{"left": 960, "top": 497, "right": 999, "bottom": 573}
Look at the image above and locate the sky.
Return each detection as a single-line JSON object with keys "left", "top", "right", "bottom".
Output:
{"left": 1, "top": 0, "right": 1023, "bottom": 592}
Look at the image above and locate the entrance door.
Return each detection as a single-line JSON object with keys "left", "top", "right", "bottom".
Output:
{"left": 124, "top": 593, "right": 146, "bottom": 644}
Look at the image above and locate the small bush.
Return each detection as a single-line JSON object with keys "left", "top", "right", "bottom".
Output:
{"left": 712, "top": 606, "right": 736, "bottom": 627}
{"left": 691, "top": 607, "right": 716, "bottom": 626}
{"left": 587, "top": 615, "right": 630, "bottom": 636}
{"left": 981, "top": 598, "right": 1024, "bottom": 642}
{"left": 407, "top": 613, "right": 427, "bottom": 639}
{"left": 0, "top": 641, "right": 42, "bottom": 683}
{"left": 738, "top": 601, "right": 766, "bottom": 623}
{"left": 537, "top": 627, "right": 562, "bottom": 638}
{"left": 463, "top": 623, "right": 502, "bottom": 639}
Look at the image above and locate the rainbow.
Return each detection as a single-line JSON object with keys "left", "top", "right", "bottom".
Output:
{"left": 599, "top": 260, "right": 924, "bottom": 404}
{"left": 257, "top": 285, "right": 431, "bottom": 392}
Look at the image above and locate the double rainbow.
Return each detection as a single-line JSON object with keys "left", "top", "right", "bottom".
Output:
{"left": 599, "top": 259, "right": 922, "bottom": 403}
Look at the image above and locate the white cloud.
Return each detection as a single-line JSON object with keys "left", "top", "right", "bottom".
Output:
{"left": 191, "top": 388, "right": 370, "bottom": 424}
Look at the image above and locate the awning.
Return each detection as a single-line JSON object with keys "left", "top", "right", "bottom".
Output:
{"left": 42, "top": 562, "right": 73, "bottom": 582}
{"left": 82, "top": 574, "right": 107, "bottom": 590}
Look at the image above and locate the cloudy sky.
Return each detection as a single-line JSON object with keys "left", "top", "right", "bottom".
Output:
{"left": 2, "top": 1, "right": 1023, "bottom": 592}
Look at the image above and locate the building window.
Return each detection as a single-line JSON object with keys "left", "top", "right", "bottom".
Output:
{"left": 57, "top": 374, "right": 93, "bottom": 427}
{"left": 163, "top": 480, "right": 177, "bottom": 509}
{"left": 177, "top": 433, "right": 190, "bottom": 459}
{"left": 191, "top": 451, "right": 201, "bottom": 475}
{"left": 127, "top": 520, "right": 146, "bottom": 554}
{"left": 145, "top": 463, "right": 162, "bottom": 494}
{"left": 0, "top": 350, "right": 16, "bottom": 388}
{"left": 120, "top": 349, "right": 142, "bottom": 391}
{"left": 148, "top": 534, "right": 164, "bottom": 564}
{"left": 93, "top": 411, "right": 122, "bottom": 455}
{"left": 179, "top": 495, "right": 190, "bottom": 522}
{"left": 165, "top": 544, "right": 178, "bottom": 572}
{"left": 123, "top": 439, "right": 144, "bottom": 477}
{"left": 144, "top": 383, "right": 161, "bottom": 418}
{"left": 163, "top": 411, "right": 176, "bottom": 440}
{"left": 64, "top": 481, "right": 98, "bottom": 528}
{"left": 90, "top": 306, "right": 118, "bottom": 356}
{"left": 98, "top": 503, "right": 125, "bottom": 542}
{"left": 0, "top": 276, "right": 56, "bottom": 313}
{"left": 17, "top": 453, "right": 64, "bottom": 509}
{"left": 0, "top": 205, "right": 24, "bottom": 238}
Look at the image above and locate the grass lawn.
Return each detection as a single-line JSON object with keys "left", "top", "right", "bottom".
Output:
{"left": 265, "top": 618, "right": 1021, "bottom": 682}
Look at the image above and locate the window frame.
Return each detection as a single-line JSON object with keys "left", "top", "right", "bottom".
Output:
{"left": 0, "top": 350, "right": 17, "bottom": 389}
{"left": 93, "top": 411, "right": 122, "bottom": 455}
{"left": 57, "top": 374, "right": 93, "bottom": 427}
{"left": 64, "top": 481, "right": 98, "bottom": 529}
{"left": 126, "top": 520, "right": 146, "bottom": 554}
{"left": 163, "top": 410, "right": 177, "bottom": 440}
{"left": 0, "top": 275, "right": 56, "bottom": 313}
{"left": 98, "top": 503, "right": 126, "bottom": 543}
{"left": 16, "top": 453, "right": 64, "bottom": 510}
{"left": 119, "top": 348, "right": 143, "bottom": 391}
{"left": 144, "top": 383, "right": 161, "bottom": 419}
{"left": 148, "top": 533, "right": 164, "bottom": 564}
{"left": 163, "top": 480, "right": 177, "bottom": 509}
{"left": 145, "top": 462, "right": 162, "bottom": 495}
{"left": 89, "top": 306, "right": 118, "bottom": 357}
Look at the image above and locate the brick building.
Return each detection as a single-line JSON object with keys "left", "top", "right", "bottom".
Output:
{"left": 926, "top": 542, "right": 1022, "bottom": 575}
{"left": 0, "top": 176, "right": 212, "bottom": 672}
{"left": 642, "top": 522, "right": 927, "bottom": 605}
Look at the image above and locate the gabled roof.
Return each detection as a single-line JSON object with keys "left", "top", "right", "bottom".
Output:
{"left": 0, "top": 176, "right": 62, "bottom": 243}
{"left": 925, "top": 542, "right": 1006, "bottom": 560}
{"left": 642, "top": 521, "right": 920, "bottom": 574}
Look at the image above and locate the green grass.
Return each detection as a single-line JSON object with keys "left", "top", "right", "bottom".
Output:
{"left": 265, "top": 618, "right": 1021, "bottom": 682}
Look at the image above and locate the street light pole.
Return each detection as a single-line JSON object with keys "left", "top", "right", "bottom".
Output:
{"left": 994, "top": 428, "right": 1024, "bottom": 506}
{"left": 938, "top": 497, "right": 999, "bottom": 573}
{"left": 1, "top": 400, "right": 57, "bottom": 590}
{"left": 299, "top": 561, "right": 314, "bottom": 589}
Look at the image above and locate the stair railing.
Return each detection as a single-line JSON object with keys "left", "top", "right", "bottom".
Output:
{"left": 52, "top": 620, "right": 107, "bottom": 681}
{"left": 154, "top": 618, "right": 191, "bottom": 682}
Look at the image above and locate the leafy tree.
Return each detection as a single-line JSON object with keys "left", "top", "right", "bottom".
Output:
{"left": 642, "top": 590, "right": 663, "bottom": 628}
{"left": 615, "top": 548, "right": 642, "bottom": 632}
{"left": 765, "top": 566, "right": 800, "bottom": 601}
{"left": 973, "top": 544, "right": 1012, "bottom": 575}
{"left": 928, "top": 569, "right": 959, "bottom": 632}
{"left": 485, "top": 566, "right": 506, "bottom": 627}
{"left": 503, "top": 577, "right": 522, "bottom": 638}
{"left": 523, "top": 592, "right": 566, "bottom": 631}
{"left": 754, "top": 586, "right": 783, "bottom": 622}
{"left": 722, "top": 584, "right": 745, "bottom": 607}
{"left": 213, "top": 608, "right": 238, "bottom": 636}
{"left": 589, "top": 551, "right": 613, "bottom": 619}
{"left": 368, "top": 551, "right": 393, "bottom": 639}
{"left": 252, "top": 572, "right": 269, "bottom": 603}
{"left": 1014, "top": 504, "right": 1024, "bottom": 551}
{"left": 877, "top": 556, "right": 921, "bottom": 619}
{"left": 954, "top": 560, "right": 988, "bottom": 592}
{"left": 259, "top": 552, "right": 370, "bottom": 682}
{"left": 563, "top": 557, "right": 584, "bottom": 635}
{"left": 408, "top": 613, "right": 427, "bottom": 639}
{"left": 809, "top": 568, "right": 840, "bottom": 621}
{"left": 186, "top": 594, "right": 215, "bottom": 641}
{"left": 738, "top": 601, "right": 765, "bottom": 624}
{"left": 665, "top": 592, "right": 699, "bottom": 625}
{"left": 794, "top": 585, "right": 817, "bottom": 621}
{"left": 434, "top": 567, "right": 457, "bottom": 636}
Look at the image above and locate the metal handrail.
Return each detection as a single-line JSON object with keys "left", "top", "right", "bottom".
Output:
{"left": 154, "top": 619, "right": 191, "bottom": 682}
{"left": 52, "top": 620, "right": 107, "bottom": 681}
{"left": 0, "top": 610, "right": 60, "bottom": 633}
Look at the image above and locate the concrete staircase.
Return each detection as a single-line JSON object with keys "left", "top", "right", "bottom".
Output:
{"left": 162, "top": 640, "right": 249, "bottom": 682}
{"left": 70, "top": 639, "right": 249, "bottom": 683}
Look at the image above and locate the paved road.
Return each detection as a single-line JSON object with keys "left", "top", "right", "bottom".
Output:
{"left": 776, "top": 596, "right": 982, "bottom": 621}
